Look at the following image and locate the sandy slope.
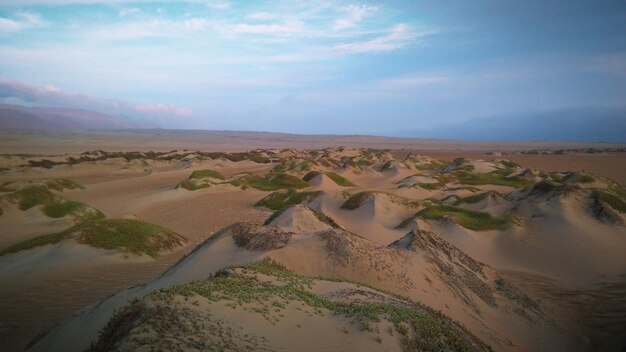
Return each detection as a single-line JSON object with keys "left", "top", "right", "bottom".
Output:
{"left": 0, "top": 147, "right": 624, "bottom": 351}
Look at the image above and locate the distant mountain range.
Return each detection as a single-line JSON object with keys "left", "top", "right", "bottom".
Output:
{"left": 0, "top": 104, "right": 155, "bottom": 131}
{"left": 406, "top": 106, "right": 626, "bottom": 143}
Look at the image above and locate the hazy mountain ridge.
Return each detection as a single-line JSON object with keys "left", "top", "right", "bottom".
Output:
{"left": 409, "top": 106, "right": 626, "bottom": 143}
{"left": 0, "top": 104, "right": 154, "bottom": 131}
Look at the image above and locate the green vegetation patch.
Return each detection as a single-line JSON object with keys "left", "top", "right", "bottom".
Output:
{"left": 398, "top": 174, "right": 451, "bottom": 191}
{"left": 12, "top": 185, "right": 57, "bottom": 210}
{"left": 7, "top": 185, "right": 103, "bottom": 222}
{"left": 310, "top": 208, "right": 342, "bottom": 229}
{"left": 236, "top": 173, "right": 310, "bottom": 191}
{"left": 0, "top": 232, "right": 67, "bottom": 256}
{"left": 341, "top": 191, "right": 421, "bottom": 210}
{"left": 416, "top": 205, "right": 514, "bottom": 231}
{"left": 458, "top": 172, "right": 533, "bottom": 188}
{"left": 255, "top": 188, "right": 322, "bottom": 210}
{"left": 341, "top": 191, "right": 375, "bottom": 210}
{"left": 325, "top": 172, "right": 357, "bottom": 187}
{"left": 263, "top": 207, "right": 289, "bottom": 225}
{"left": 592, "top": 189, "right": 626, "bottom": 213}
{"left": 562, "top": 172, "right": 596, "bottom": 184}
{"left": 454, "top": 191, "right": 498, "bottom": 205}
{"left": 304, "top": 171, "right": 356, "bottom": 187}
{"left": 179, "top": 169, "right": 227, "bottom": 190}
{"left": 499, "top": 160, "right": 520, "bottom": 169}
{"left": 189, "top": 169, "right": 226, "bottom": 180}
{"left": 143, "top": 259, "right": 488, "bottom": 352}
{"left": 395, "top": 217, "right": 417, "bottom": 229}
{"left": 45, "top": 179, "right": 85, "bottom": 191}
{"left": 302, "top": 171, "right": 322, "bottom": 181}
{"left": 0, "top": 181, "right": 17, "bottom": 193}
{"left": 0, "top": 218, "right": 186, "bottom": 257}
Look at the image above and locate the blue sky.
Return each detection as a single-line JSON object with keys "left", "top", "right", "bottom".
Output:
{"left": 0, "top": 0, "right": 625, "bottom": 139}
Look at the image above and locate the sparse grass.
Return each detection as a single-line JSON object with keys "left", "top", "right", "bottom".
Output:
{"left": 0, "top": 181, "right": 16, "bottom": 192}
{"left": 142, "top": 259, "right": 488, "bottom": 352}
{"left": 592, "top": 189, "right": 626, "bottom": 213}
{"left": 189, "top": 169, "right": 226, "bottom": 180}
{"left": 341, "top": 191, "right": 375, "bottom": 210}
{"left": 264, "top": 207, "right": 289, "bottom": 225}
{"left": 416, "top": 205, "right": 514, "bottom": 231}
{"left": 0, "top": 218, "right": 186, "bottom": 257}
{"left": 454, "top": 191, "right": 497, "bottom": 205}
{"left": 499, "top": 160, "right": 520, "bottom": 169}
{"left": 302, "top": 171, "right": 322, "bottom": 182}
{"left": 562, "top": 172, "right": 596, "bottom": 184}
{"left": 325, "top": 172, "right": 357, "bottom": 187}
{"left": 355, "top": 159, "right": 373, "bottom": 167}
{"left": 12, "top": 185, "right": 57, "bottom": 210}
{"left": 417, "top": 183, "right": 442, "bottom": 190}
{"left": 256, "top": 188, "right": 323, "bottom": 211}
{"left": 395, "top": 217, "right": 417, "bottom": 229}
{"left": 380, "top": 160, "right": 394, "bottom": 171}
{"left": 445, "top": 186, "right": 481, "bottom": 193}
{"left": 42, "top": 200, "right": 104, "bottom": 221}
{"left": 237, "top": 173, "right": 310, "bottom": 191}
{"left": 458, "top": 172, "right": 532, "bottom": 188}
{"left": 7, "top": 184, "right": 103, "bottom": 222}
{"left": 310, "top": 208, "right": 342, "bottom": 229}
{"left": 179, "top": 169, "right": 226, "bottom": 190}
{"left": 45, "top": 179, "right": 85, "bottom": 191}
{"left": 88, "top": 298, "right": 146, "bottom": 352}
{"left": 303, "top": 171, "right": 356, "bottom": 187}
{"left": 0, "top": 232, "right": 67, "bottom": 256}
{"left": 398, "top": 174, "right": 450, "bottom": 190}
{"left": 341, "top": 191, "right": 421, "bottom": 210}
{"left": 74, "top": 219, "right": 186, "bottom": 257}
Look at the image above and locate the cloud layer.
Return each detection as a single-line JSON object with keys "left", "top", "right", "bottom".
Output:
{"left": 0, "top": 1, "right": 624, "bottom": 139}
{"left": 0, "top": 76, "right": 192, "bottom": 122}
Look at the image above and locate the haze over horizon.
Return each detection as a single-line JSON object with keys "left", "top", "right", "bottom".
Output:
{"left": 0, "top": 1, "right": 625, "bottom": 141}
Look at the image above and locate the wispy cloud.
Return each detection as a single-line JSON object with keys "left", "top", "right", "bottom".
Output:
{"left": 0, "top": 12, "right": 45, "bottom": 32}
{"left": 220, "top": 19, "right": 305, "bottom": 36}
{"left": 374, "top": 74, "right": 450, "bottom": 90}
{"left": 333, "top": 4, "right": 377, "bottom": 31}
{"left": 247, "top": 12, "right": 281, "bottom": 21}
{"left": 334, "top": 24, "right": 416, "bottom": 54}
{"left": 90, "top": 17, "right": 209, "bottom": 41}
{"left": 206, "top": 0, "right": 231, "bottom": 10}
{"left": 0, "top": 76, "right": 192, "bottom": 119}
{"left": 119, "top": 7, "right": 141, "bottom": 17}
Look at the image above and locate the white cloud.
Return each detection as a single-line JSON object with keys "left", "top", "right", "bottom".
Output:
{"left": 119, "top": 7, "right": 141, "bottom": 17}
{"left": 374, "top": 74, "right": 449, "bottom": 90}
{"left": 206, "top": 1, "right": 231, "bottom": 10}
{"left": 0, "top": 12, "right": 46, "bottom": 32}
{"left": 90, "top": 17, "right": 209, "bottom": 41}
{"left": 333, "top": 4, "right": 377, "bottom": 31}
{"left": 334, "top": 24, "right": 414, "bottom": 54}
{"left": 0, "top": 76, "right": 193, "bottom": 118}
{"left": 247, "top": 12, "right": 281, "bottom": 21}
{"left": 218, "top": 19, "right": 305, "bottom": 36}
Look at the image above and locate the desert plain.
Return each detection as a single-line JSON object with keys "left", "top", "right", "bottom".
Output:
{"left": 0, "top": 130, "right": 625, "bottom": 352}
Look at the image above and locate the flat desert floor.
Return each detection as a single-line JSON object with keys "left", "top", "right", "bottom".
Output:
{"left": 0, "top": 131, "right": 625, "bottom": 352}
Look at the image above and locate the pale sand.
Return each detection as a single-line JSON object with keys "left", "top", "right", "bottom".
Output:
{"left": 1, "top": 130, "right": 623, "bottom": 154}
{"left": 0, "top": 146, "right": 624, "bottom": 351}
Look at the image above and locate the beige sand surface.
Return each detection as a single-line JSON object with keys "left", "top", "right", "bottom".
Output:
{"left": 1, "top": 130, "right": 623, "bottom": 154}
{"left": 0, "top": 146, "right": 624, "bottom": 351}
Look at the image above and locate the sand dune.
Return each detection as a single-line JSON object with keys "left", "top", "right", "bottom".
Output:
{"left": 0, "top": 147, "right": 624, "bottom": 351}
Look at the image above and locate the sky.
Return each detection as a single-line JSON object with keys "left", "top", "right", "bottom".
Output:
{"left": 0, "top": 0, "right": 625, "bottom": 140}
